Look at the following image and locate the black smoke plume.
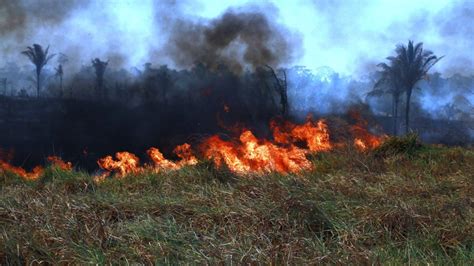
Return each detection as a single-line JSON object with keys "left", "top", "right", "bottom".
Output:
{"left": 164, "top": 8, "right": 300, "bottom": 72}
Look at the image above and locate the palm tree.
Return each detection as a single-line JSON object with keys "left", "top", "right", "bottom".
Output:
{"left": 369, "top": 59, "right": 405, "bottom": 135}
{"left": 21, "top": 44, "right": 55, "bottom": 98}
{"left": 391, "top": 41, "right": 443, "bottom": 133}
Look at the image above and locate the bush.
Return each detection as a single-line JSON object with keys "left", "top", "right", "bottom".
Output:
{"left": 373, "top": 133, "right": 422, "bottom": 157}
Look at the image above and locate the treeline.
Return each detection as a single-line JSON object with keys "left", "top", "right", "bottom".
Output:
{"left": 0, "top": 42, "right": 472, "bottom": 136}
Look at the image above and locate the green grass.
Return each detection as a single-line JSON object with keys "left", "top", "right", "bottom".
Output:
{"left": 1, "top": 139, "right": 473, "bottom": 264}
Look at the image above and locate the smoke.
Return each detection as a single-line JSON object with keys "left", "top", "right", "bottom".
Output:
{"left": 0, "top": 0, "right": 472, "bottom": 120}
{"left": 0, "top": 0, "right": 472, "bottom": 76}
{"left": 434, "top": 1, "right": 474, "bottom": 76}
{"left": 0, "top": 0, "right": 90, "bottom": 38}
{"left": 300, "top": 0, "right": 474, "bottom": 76}
{"left": 0, "top": 1, "right": 300, "bottom": 72}
{"left": 162, "top": 7, "right": 300, "bottom": 72}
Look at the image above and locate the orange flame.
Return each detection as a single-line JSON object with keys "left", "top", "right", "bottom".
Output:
{"left": 349, "top": 111, "right": 385, "bottom": 151}
{"left": 97, "top": 151, "right": 141, "bottom": 177}
{"left": 0, "top": 156, "right": 72, "bottom": 180}
{"left": 47, "top": 156, "right": 73, "bottom": 171}
{"left": 1, "top": 113, "right": 387, "bottom": 180}
{"left": 0, "top": 160, "right": 43, "bottom": 180}
{"left": 147, "top": 143, "right": 198, "bottom": 171}
{"left": 200, "top": 130, "right": 312, "bottom": 175}
{"left": 97, "top": 143, "right": 199, "bottom": 178}
{"left": 271, "top": 117, "right": 332, "bottom": 152}
{"left": 92, "top": 114, "right": 386, "bottom": 178}
{"left": 96, "top": 118, "right": 344, "bottom": 177}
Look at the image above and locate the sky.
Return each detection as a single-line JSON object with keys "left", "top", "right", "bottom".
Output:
{"left": 0, "top": 0, "right": 473, "bottom": 77}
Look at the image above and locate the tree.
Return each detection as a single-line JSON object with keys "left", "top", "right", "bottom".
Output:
{"left": 55, "top": 53, "right": 68, "bottom": 97}
{"left": 92, "top": 58, "right": 109, "bottom": 99}
{"left": 391, "top": 41, "right": 443, "bottom": 133}
{"left": 369, "top": 60, "right": 405, "bottom": 135}
{"left": 21, "top": 44, "right": 55, "bottom": 98}
{"left": 264, "top": 65, "right": 288, "bottom": 117}
{"left": 55, "top": 64, "right": 64, "bottom": 97}
{"left": 1, "top": 78, "right": 8, "bottom": 95}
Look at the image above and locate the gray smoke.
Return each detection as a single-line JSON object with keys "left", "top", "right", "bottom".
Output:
{"left": 0, "top": 1, "right": 300, "bottom": 72}
{"left": 0, "top": 0, "right": 90, "bottom": 38}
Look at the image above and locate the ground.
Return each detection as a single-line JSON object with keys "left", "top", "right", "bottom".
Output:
{"left": 0, "top": 139, "right": 473, "bottom": 264}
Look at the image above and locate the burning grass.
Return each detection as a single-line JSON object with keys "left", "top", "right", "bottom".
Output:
{"left": 0, "top": 140, "right": 472, "bottom": 264}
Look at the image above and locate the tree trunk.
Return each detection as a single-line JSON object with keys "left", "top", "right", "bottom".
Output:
{"left": 59, "top": 75, "right": 63, "bottom": 98}
{"left": 391, "top": 95, "right": 398, "bottom": 136}
{"left": 36, "top": 70, "right": 40, "bottom": 98}
{"left": 405, "top": 88, "right": 412, "bottom": 134}
{"left": 394, "top": 98, "right": 399, "bottom": 136}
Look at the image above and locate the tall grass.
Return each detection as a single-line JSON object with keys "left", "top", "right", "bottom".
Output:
{"left": 1, "top": 138, "right": 473, "bottom": 264}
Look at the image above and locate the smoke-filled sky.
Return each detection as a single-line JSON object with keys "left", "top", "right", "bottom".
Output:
{"left": 0, "top": 0, "right": 473, "bottom": 76}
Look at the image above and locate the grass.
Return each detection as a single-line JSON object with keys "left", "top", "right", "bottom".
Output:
{"left": 0, "top": 138, "right": 473, "bottom": 264}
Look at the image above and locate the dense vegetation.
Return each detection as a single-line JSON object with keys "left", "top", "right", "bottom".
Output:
{"left": 1, "top": 137, "right": 472, "bottom": 264}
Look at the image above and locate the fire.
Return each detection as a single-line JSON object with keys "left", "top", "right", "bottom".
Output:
{"left": 200, "top": 130, "right": 312, "bottom": 174}
{"left": 97, "top": 151, "right": 141, "bottom": 177}
{"left": 1, "top": 113, "right": 387, "bottom": 180}
{"left": 147, "top": 143, "right": 198, "bottom": 171}
{"left": 95, "top": 115, "right": 386, "bottom": 177}
{"left": 0, "top": 160, "right": 43, "bottom": 180}
{"left": 97, "top": 143, "right": 198, "bottom": 177}
{"left": 47, "top": 156, "right": 73, "bottom": 171}
{"left": 200, "top": 118, "right": 331, "bottom": 175}
{"left": 0, "top": 156, "right": 72, "bottom": 180}
{"left": 349, "top": 111, "right": 385, "bottom": 151}
{"left": 271, "top": 117, "right": 332, "bottom": 152}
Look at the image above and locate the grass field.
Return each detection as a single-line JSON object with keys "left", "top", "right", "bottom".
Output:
{"left": 1, "top": 136, "right": 473, "bottom": 264}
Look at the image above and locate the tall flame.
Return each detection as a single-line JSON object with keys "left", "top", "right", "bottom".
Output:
{"left": 200, "top": 130, "right": 312, "bottom": 174}
{"left": 200, "top": 118, "right": 332, "bottom": 175}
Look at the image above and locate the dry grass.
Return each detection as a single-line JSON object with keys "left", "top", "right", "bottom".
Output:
{"left": 1, "top": 138, "right": 473, "bottom": 264}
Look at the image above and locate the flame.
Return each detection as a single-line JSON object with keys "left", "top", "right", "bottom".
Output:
{"left": 0, "top": 156, "right": 72, "bottom": 180}
{"left": 200, "top": 130, "right": 312, "bottom": 175}
{"left": 97, "top": 151, "right": 141, "bottom": 177}
{"left": 1, "top": 113, "right": 387, "bottom": 180}
{"left": 349, "top": 111, "right": 385, "bottom": 151}
{"left": 200, "top": 118, "right": 331, "bottom": 174}
{"left": 147, "top": 143, "right": 198, "bottom": 171}
{"left": 271, "top": 117, "right": 332, "bottom": 152}
{"left": 47, "top": 156, "right": 73, "bottom": 171}
{"left": 96, "top": 117, "right": 378, "bottom": 177}
{"left": 97, "top": 143, "right": 198, "bottom": 178}
{"left": 0, "top": 160, "right": 43, "bottom": 180}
